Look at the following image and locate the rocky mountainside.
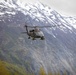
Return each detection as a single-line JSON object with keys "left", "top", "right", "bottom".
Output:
{"left": 0, "top": 0, "right": 76, "bottom": 74}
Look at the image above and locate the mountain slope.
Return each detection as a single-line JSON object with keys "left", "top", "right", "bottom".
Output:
{"left": 0, "top": 0, "right": 76, "bottom": 75}
{"left": 0, "top": 60, "right": 33, "bottom": 75}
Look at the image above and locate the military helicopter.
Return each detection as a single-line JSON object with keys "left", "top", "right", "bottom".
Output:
{"left": 22, "top": 24, "right": 60, "bottom": 40}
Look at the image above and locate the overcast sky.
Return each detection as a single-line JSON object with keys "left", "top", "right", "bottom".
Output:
{"left": 20, "top": 0, "right": 76, "bottom": 16}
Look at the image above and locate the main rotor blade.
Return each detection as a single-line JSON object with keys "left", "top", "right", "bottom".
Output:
{"left": 24, "top": 25, "right": 61, "bottom": 28}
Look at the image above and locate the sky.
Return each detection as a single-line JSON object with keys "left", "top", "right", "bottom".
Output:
{"left": 20, "top": 0, "right": 76, "bottom": 17}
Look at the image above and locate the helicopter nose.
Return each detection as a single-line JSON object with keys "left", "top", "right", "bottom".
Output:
{"left": 36, "top": 31, "right": 44, "bottom": 37}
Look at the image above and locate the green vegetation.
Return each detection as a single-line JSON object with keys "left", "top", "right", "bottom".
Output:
{"left": 0, "top": 60, "right": 68, "bottom": 75}
{"left": 0, "top": 60, "right": 33, "bottom": 75}
{"left": 39, "top": 67, "right": 46, "bottom": 75}
{"left": 39, "top": 67, "right": 67, "bottom": 75}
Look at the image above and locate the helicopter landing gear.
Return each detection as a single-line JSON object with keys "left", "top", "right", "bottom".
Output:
{"left": 28, "top": 37, "right": 31, "bottom": 39}
{"left": 40, "top": 36, "right": 45, "bottom": 40}
{"left": 28, "top": 37, "right": 36, "bottom": 40}
{"left": 32, "top": 37, "right": 36, "bottom": 40}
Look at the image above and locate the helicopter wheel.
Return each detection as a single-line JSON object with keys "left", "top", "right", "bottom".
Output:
{"left": 28, "top": 37, "right": 31, "bottom": 39}
{"left": 41, "top": 36, "right": 45, "bottom": 40}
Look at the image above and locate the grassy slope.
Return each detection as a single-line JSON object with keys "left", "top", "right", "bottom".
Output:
{"left": 0, "top": 60, "right": 67, "bottom": 75}
{"left": 0, "top": 60, "right": 33, "bottom": 75}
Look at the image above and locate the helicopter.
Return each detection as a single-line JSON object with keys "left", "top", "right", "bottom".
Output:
{"left": 22, "top": 24, "right": 61, "bottom": 40}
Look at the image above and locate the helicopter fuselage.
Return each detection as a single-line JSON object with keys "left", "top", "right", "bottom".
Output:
{"left": 23, "top": 24, "right": 61, "bottom": 40}
{"left": 24, "top": 25, "right": 45, "bottom": 40}
{"left": 28, "top": 30, "right": 45, "bottom": 40}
